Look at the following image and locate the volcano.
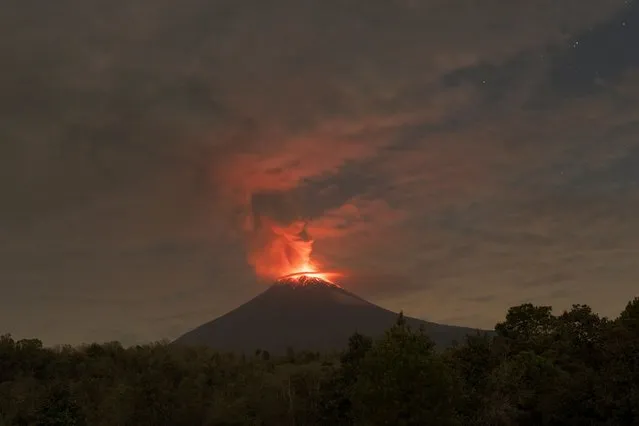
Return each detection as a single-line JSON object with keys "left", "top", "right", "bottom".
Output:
{"left": 174, "top": 275, "right": 484, "bottom": 354}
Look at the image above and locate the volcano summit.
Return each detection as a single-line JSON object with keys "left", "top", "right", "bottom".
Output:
{"left": 174, "top": 275, "right": 484, "bottom": 354}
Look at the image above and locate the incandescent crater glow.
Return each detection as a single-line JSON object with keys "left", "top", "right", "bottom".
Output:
{"left": 276, "top": 271, "right": 343, "bottom": 288}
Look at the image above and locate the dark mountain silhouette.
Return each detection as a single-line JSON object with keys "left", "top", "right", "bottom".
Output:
{"left": 174, "top": 275, "right": 488, "bottom": 354}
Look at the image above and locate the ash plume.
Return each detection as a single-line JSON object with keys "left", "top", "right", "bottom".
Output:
{"left": 246, "top": 212, "right": 318, "bottom": 281}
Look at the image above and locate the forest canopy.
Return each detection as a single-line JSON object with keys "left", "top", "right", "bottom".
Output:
{"left": 1, "top": 297, "right": 638, "bottom": 426}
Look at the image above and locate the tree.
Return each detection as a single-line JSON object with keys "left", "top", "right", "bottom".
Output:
{"left": 447, "top": 333, "right": 498, "bottom": 424}
{"left": 593, "top": 297, "right": 639, "bottom": 424}
{"left": 340, "top": 333, "right": 373, "bottom": 385}
{"left": 350, "top": 315, "right": 460, "bottom": 426}
{"left": 618, "top": 297, "right": 639, "bottom": 333}
{"left": 35, "top": 383, "right": 85, "bottom": 426}
{"left": 479, "top": 350, "right": 570, "bottom": 426}
{"left": 495, "top": 304, "right": 556, "bottom": 355}
{"left": 317, "top": 332, "right": 373, "bottom": 425}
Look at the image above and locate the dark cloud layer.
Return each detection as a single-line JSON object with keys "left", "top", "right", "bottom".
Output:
{"left": 1, "top": 0, "right": 638, "bottom": 344}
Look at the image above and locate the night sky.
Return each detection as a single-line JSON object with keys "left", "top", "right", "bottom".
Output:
{"left": 2, "top": 0, "right": 638, "bottom": 345}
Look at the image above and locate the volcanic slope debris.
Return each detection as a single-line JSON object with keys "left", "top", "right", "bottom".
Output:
{"left": 174, "top": 275, "right": 486, "bottom": 354}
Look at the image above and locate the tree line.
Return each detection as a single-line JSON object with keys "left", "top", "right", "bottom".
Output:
{"left": 1, "top": 297, "right": 637, "bottom": 425}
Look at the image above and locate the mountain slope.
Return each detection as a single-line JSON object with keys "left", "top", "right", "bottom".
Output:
{"left": 174, "top": 278, "right": 487, "bottom": 354}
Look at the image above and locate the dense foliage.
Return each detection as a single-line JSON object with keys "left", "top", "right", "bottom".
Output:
{"left": 1, "top": 297, "right": 638, "bottom": 425}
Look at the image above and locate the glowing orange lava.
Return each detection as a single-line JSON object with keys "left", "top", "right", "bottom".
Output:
{"left": 279, "top": 270, "right": 343, "bottom": 285}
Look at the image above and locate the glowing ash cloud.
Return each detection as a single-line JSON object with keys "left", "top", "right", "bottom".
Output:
{"left": 246, "top": 217, "right": 322, "bottom": 280}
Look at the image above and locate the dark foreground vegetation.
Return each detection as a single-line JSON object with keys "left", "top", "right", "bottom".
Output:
{"left": 1, "top": 298, "right": 638, "bottom": 426}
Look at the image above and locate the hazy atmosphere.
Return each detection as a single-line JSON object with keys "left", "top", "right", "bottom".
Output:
{"left": 2, "top": 0, "right": 638, "bottom": 346}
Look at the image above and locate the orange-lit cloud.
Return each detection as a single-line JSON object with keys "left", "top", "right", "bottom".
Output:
{"left": 212, "top": 109, "right": 449, "bottom": 281}
{"left": 307, "top": 198, "right": 406, "bottom": 240}
{"left": 246, "top": 217, "right": 318, "bottom": 280}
